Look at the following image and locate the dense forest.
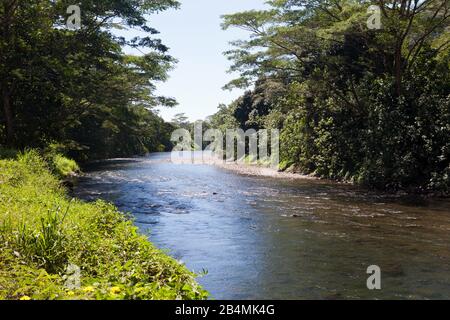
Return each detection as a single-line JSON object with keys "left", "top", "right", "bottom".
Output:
{"left": 0, "top": 0, "right": 178, "bottom": 161}
{"left": 209, "top": 0, "right": 450, "bottom": 193}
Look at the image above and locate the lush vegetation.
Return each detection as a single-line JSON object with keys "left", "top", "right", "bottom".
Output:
{"left": 0, "top": 0, "right": 178, "bottom": 161}
{"left": 0, "top": 1, "right": 210, "bottom": 301}
{"left": 0, "top": 151, "right": 208, "bottom": 300}
{"left": 210, "top": 0, "right": 450, "bottom": 194}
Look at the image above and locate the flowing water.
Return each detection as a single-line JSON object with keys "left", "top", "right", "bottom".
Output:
{"left": 74, "top": 153, "right": 450, "bottom": 299}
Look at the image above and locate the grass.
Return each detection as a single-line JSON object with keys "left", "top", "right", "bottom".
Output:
{"left": 51, "top": 154, "right": 80, "bottom": 178}
{"left": 0, "top": 150, "right": 208, "bottom": 300}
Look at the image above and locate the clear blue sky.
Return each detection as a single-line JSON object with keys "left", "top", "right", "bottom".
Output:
{"left": 141, "top": 0, "right": 268, "bottom": 122}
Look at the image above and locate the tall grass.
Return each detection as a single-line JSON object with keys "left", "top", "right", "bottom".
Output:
{"left": 51, "top": 155, "right": 80, "bottom": 178}
{"left": 0, "top": 151, "right": 208, "bottom": 300}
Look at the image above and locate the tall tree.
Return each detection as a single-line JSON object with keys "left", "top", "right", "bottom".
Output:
{"left": 0, "top": 0, "right": 179, "bottom": 158}
{"left": 219, "top": 0, "right": 450, "bottom": 191}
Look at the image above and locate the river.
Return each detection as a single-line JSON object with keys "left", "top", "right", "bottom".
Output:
{"left": 74, "top": 153, "right": 450, "bottom": 299}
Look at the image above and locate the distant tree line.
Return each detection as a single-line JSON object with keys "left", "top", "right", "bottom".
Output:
{"left": 0, "top": 0, "right": 179, "bottom": 161}
{"left": 210, "top": 0, "right": 450, "bottom": 193}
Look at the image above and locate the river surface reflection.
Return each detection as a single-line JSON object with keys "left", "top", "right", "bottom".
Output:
{"left": 74, "top": 153, "right": 450, "bottom": 299}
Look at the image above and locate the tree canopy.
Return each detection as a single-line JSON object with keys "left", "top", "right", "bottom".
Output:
{"left": 215, "top": 0, "right": 450, "bottom": 192}
{"left": 0, "top": 0, "right": 179, "bottom": 160}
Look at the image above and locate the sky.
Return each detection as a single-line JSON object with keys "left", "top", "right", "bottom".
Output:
{"left": 140, "top": 0, "right": 269, "bottom": 122}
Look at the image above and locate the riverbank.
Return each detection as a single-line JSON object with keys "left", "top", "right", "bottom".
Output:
{"left": 0, "top": 151, "right": 208, "bottom": 300}
{"left": 214, "top": 161, "right": 319, "bottom": 180}
{"left": 213, "top": 160, "right": 449, "bottom": 197}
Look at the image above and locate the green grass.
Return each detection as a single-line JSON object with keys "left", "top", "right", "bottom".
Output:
{"left": 0, "top": 151, "right": 208, "bottom": 300}
{"left": 51, "top": 154, "right": 80, "bottom": 178}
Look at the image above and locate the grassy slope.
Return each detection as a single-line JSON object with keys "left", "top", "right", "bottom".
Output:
{"left": 0, "top": 151, "right": 208, "bottom": 300}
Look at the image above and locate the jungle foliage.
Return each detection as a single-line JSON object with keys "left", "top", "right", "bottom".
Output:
{"left": 0, "top": 0, "right": 178, "bottom": 161}
{"left": 213, "top": 0, "right": 450, "bottom": 193}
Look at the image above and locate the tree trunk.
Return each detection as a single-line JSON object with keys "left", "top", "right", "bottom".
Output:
{"left": 2, "top": 86, "right": 14, "bottom": 146}
{"left": 394, "top": 46, "right": 403, "bottom": 97}
{"left": 1, "top": 1, "right": 18, "bottom": 147}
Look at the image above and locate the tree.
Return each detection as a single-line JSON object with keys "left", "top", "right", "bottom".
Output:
{"left": 218, "top": 0, "right": 450, "bottom": 192}
{"left": 0, "top": 0, "right": 179, "bottom": 159}
{"left": 171, "top": 113, "right": 190, "bottom": 129}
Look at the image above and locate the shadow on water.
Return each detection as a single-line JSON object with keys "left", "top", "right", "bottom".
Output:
{"left": 74, "top": 153, "right": 450, "bottom": 300}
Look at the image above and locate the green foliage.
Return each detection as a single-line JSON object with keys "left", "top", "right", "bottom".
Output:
{"left": 0, "top": 151, "right": 208, "bottom": 300}
{"left": 207, "top": 104, "right": 240, "bottom": 131}
{"left": 0, "top": 0, "right": 178, "bottom": 160}
{"left": 51, "top": 155, "right": 80, "bottom": 178}
{"left": 218, "top": 0, "right": 450, "bottom": 193}
{"left": 14, "top": 208, "right": 69, "bottom": 274}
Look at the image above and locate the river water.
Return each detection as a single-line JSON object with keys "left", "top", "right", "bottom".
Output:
{"left": 74, "top": 153, "right": 450, "bottom": 299}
